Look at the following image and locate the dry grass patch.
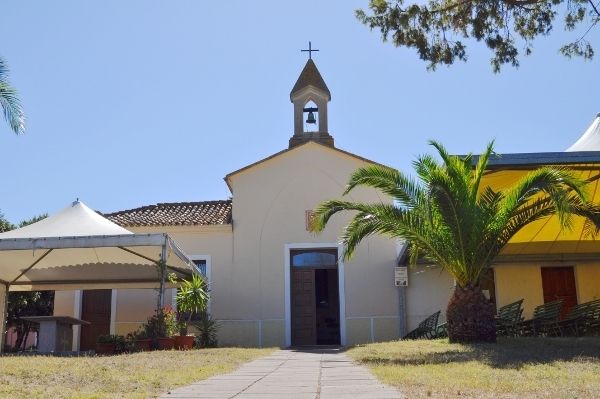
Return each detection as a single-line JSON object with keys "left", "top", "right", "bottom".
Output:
{"left": 0, "top": 347, "right": 273, "bottom": 398}
{"left": 347, "top": 337, "right": 600, "bottom": 399}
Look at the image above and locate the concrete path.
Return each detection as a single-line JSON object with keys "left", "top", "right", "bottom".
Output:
{"left": 160, "top": 348, "right": 403, "bottom": 399}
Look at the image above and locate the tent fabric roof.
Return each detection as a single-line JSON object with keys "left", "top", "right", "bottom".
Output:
{"left": 0, "top": 201, "right": 132, "bottom": 238}
{"left": 566, "top": 114, "right": 600, "bottom": 152}
{"left": 0, "top": 201, "right": 196, "bottom": 291}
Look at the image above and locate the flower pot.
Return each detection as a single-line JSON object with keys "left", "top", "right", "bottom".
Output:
{"left": 135, "top": 338, "right": 152, "bottom": 352}
{"left": 158, "top": 337, "right": 175, "bottom": 350}
{"left": 95, "top": 342, "right": 116, "bottom": 355}
{"left": 173, "top": 335, "right": 195, "bottom": 350}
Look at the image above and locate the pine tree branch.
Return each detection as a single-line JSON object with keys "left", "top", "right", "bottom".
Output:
{"left": 588, "top": 0, "right": 600, "bottom": 17}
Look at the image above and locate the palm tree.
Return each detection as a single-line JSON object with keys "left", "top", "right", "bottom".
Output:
{"left": 0, "top": 57, "right": 25, "bottom": 135}
{"left": 312, "top": 141, "right": 600, "bottom": 343}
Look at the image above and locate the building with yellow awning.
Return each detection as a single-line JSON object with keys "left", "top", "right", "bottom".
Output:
{"left": 484, "top": 113, "right": 600, "bottom": 319}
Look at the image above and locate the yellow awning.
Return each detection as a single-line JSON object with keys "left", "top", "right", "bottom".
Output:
{"left": 482, "top": 164, "right": 600, "bottom": 255}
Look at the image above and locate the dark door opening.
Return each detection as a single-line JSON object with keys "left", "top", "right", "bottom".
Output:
{"left": 541, "top": 266, "right": 577, "bottom": 320}
{"left": 315, "top": 269, "right": 340, "bottom": 345}
{"left": 290, "top": 249, "right": 340, "bottom": 346}
{"left": 80, "top": 289, "right": 111, "bottom": 351}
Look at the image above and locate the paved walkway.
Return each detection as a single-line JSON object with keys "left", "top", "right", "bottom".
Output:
{"left": 160, "top": 348, "right": 403, "bottom": 399}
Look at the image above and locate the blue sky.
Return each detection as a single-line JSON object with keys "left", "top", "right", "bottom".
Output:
{"left": 1, "top": 1, "right": 599, "bottom": 223}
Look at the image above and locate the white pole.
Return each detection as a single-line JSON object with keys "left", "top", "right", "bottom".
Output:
{"left": 157, "top": 243, "right": 168, "bottom": 310}
{"left": 398, "top": 286, "right": 407, "bottom": 337}
{"left": 0, "top": 283, "right": 8, "bottom": 353}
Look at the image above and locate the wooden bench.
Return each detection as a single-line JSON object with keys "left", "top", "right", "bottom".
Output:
{"left": 518, "top": 299, "right": 564, "bottom": 336}
{"left": 558, "top": 299, "right": 600, "bottom": 336}
{"left": 403, "top": 311, "right": 441, "bottom": 340}
{"left": 496, "top": 299, "right": 524, "bottom": 337}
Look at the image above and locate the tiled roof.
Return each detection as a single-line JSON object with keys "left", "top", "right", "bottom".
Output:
{"left": 104, "top": 200, "right": 232, "bottom": 227}
{"left": 290, "top": 59, "right": 331, "bottom": 100}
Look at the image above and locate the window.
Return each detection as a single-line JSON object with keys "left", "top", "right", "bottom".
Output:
{"left": 193, "top": 259, "right": 207, "bottom": 278}
{"left": 291, "top": 249, "right": 337, "bottom": 268}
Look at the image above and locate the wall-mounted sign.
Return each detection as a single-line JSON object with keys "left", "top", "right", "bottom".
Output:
{"left": 305, "top": 210, "right": 316, "bottom": 231}
{"left": 394, "top": 266, "right": 408, "bottom": 287}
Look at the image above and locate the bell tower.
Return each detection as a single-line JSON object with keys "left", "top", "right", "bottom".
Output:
{"left": 289, "top": 43, "right": 334, "bottom": 149}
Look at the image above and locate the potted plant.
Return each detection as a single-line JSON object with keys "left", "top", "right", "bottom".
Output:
{"left": 96, "top": 334, "right": 123, "bottom": 355}
{"left": 143, "top": 307, "right": 177, "bottom": 350}
{"left": 173, "top": 274, "right": 209, "bottom": 350}
{"left": 158, "top": 307, "right": 177, "bottom": 350}
{"left": 131, "top": 327, "right": 152, "bottom": 351}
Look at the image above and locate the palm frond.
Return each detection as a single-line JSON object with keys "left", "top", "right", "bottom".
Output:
{"left": 471, "top": 141, "right": 495, "bottom": 199}
{"left": 0, "top": 59, "right": 8, "bottom": 80}
{"left": 0, "top": 58, "right": 25, "bottom": 135}
{"left": 499, "top": 167, "right": 588, "bottom": 231}
{"left": 343, "top": 165, "right": 425, "bottom": 208}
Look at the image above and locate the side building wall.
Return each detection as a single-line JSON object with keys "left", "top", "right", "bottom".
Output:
{"left": 405, "top": 265, "right": 455, "bottom": 331}
{"left": 494, "top": 262, "right": 600, "bottom": 318}
{"left": 53, "top": 224, "right": 233, "bottom": 346}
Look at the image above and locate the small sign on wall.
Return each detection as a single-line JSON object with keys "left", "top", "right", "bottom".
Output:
{"left": 395, "top": 266, "right": 408, "bottom": 287}
{"left": 305, "top": 210, "right": 316, "bottom": 231}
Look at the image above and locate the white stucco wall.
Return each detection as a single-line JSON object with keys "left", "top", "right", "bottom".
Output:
{"left": 405, "top": 264, "right": 455, "bottom": 331}
{"left": 226, "top": 142, "right": 400, "bottom": 346}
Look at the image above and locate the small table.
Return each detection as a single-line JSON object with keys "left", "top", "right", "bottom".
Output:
{"left": 21, "top": 316, "right": 90, "bottom": 353}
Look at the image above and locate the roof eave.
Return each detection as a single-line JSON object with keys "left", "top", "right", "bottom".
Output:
{"left": 467, "top": 151, "right": 600, "bottom": 170}
{"left": 224, "top": 141, "right": 394, "bottom": 184}
{"left": 290, "top": 84, "right": 331, "bottom": 102}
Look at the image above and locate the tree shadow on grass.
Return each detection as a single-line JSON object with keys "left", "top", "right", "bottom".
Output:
{"left": 358, "top": 337, "right": 600, "bottom": 370}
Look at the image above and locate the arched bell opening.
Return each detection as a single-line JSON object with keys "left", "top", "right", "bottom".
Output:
{"left": 303, "top": 100, "right": 319, "bottom": 133}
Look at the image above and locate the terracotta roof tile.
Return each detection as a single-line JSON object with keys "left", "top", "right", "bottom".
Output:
{"left": 104, "top": 200, "right": 232, "bottom": 227}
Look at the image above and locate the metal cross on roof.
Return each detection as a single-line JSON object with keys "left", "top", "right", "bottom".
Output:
{"left": 301, "top": 41, "right": 319, "bottom": 59}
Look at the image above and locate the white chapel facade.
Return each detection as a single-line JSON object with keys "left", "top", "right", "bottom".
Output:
{"left": 54, "top": 59, "right": 453, "bottom": 348}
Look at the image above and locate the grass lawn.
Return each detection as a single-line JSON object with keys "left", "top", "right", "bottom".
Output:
{"left": 0, "top": 347, "right": 274, "bottom": 398}
{"left": 347, "top": 337, "right": 600, "bottom": 399}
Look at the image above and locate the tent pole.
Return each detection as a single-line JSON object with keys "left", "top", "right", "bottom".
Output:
{"left": 157, "top": 243, "right": 168, "bottom": 310}
{"left": 0, "top": 283, "right": 8, "bottom": 353}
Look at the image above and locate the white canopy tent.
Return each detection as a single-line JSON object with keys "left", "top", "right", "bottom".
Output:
{"left": 566, "top": 113, "right": 600, "bottom": 152}
{"left": 0, "top": 200, "right": 198, "bottom": 352}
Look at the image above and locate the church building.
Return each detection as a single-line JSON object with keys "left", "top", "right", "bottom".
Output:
{"left": 53, "top": 58, "right": 424, "bottom": 348}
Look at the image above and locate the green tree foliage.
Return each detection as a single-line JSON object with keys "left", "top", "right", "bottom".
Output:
{"left": 6, "top": 291, "right": 54, "bottom": 351}
{"left": 356, "top": 0, "right": 600, "bottom": 72}
{"left": 0, "top": 57, "right": 25, "bottom": 134}
{"left": 0, "top": 211, "right": 14, "bottom": 233}
{"left": 0, "top": 213, "right": 52, "bottom": 351}
{"left": 312, "top": 141, "right": 600, "bottom": 342}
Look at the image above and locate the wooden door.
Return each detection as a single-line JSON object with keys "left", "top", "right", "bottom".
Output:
{"left": 291, "top": 269, "right": 316, "bottom": 346}
{"left": 541, "top": 267, "right": 577, "bottom": 320}
{"left": 80, "top": 290, "right": 111, "bottom": 350}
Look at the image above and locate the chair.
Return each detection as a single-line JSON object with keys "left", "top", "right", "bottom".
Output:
{"left": 557, "top": 299, "right": 600, "bottom": 336}
{"left": 403, "top": 311, "right": 441, "bottom": 340}
{"left": 496, "top": 299, "right": 524, "bottom": 337}
{"left": 518, "top": 299, "right": 564, "bottom": 336}
{"left": 434, "top": 322, "right": 448, "bottom": 338}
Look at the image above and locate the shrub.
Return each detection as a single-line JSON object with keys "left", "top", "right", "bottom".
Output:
{"left": 193, "top": 312, "right": 219, "bottom": 348}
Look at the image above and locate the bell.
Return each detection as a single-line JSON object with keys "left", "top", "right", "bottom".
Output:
{"left": 306, "top": 111, "right": 316, "bottom": 124}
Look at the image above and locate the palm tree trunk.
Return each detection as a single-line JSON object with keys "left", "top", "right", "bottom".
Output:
{"left": 446, "top": 284, "right": 496, "bottom": 343}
